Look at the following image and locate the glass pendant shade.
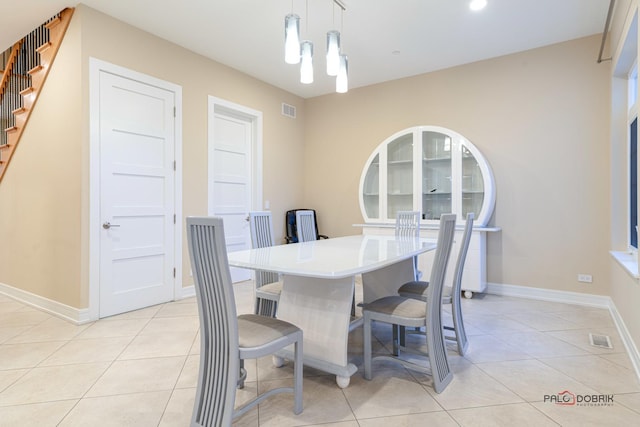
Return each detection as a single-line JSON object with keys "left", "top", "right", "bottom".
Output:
{"left": 285, "top": 14, "right": 301, "bottom": 64}
{"left": 336, "top": 54, "right": 348, "bottom": 93}
{"left": 326, "top": 30, "right": 341, "bottom": 76}
{"left": 300, "top": 40, "right": 314, "bottom": 84}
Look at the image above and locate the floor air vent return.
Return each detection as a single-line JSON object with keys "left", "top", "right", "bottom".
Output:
{"left": 589, "top": 333, "right": 613, "bottom": 349}
{"left": 282, "top": 103, "right": 296, "bottom": 118}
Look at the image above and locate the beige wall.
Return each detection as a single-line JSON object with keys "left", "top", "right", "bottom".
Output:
{"left": 305, "top": 34, "right": 611, "bottom": 296}
{"left": 0, "top": 9, "right": 83, "bottom": 306}
{"left": 0, "top": 5, "right": 306, "bottom": 307}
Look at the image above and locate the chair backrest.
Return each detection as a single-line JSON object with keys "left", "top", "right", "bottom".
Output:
{"left": 186, "top": 216, "right": 238, "bottom": 427}
{"left": 425, "top": 213, "right": 456, "bottom": 389}
{"left": 249, "top": 211, "right": 275, "bottom": 249}
{"left": 296, "top": 210, "right": 317, "bottom": 242}
{"left": 451, "top": 213, "right": 474, "bottom": 295}
{"left": 248, "top": 211, "right": 279, "bottom": 287}
{"left": 395, "top": 210, "right": 421, "bottom": 238}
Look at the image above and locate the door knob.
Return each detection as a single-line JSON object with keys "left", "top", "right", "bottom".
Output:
{"left": 102, "top": 222, "right": 121, "bottom": 229}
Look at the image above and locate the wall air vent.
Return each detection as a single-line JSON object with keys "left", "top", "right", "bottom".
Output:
{"left": 282, "top": 103, "right": 296, "bottom": 118}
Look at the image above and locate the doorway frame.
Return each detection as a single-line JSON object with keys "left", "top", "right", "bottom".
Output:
{"left": 207, "top": 96, "right": 263, "bottom": 218}
{"left": 88, "top": 57, "right": 183, "bottom": 321}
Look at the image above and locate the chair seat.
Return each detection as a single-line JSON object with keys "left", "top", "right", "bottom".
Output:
{"left": 398, "top": 281, "right": 453, "bottom": 304}
{"left": 238, "top": 314, "right": 300, "bottom": 348}
{"left": 255, "top": 281, "right": 283, "bottom": 298}
{"left": 365, "top": 296, "right": 426, "bottom": 321}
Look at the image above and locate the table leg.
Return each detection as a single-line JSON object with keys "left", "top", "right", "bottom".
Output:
{"left": 276, "top": 275, "right": 358, "bottom": 387}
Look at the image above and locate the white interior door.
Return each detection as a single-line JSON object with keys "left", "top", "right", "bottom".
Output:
{"left": 209, "top": 100, "right": 262, "bottom": 283}
{"left": 98, "top": 71, "right": 176, "bottom": 317}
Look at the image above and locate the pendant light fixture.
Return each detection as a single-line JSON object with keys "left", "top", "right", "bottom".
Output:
{"left": 336, "top": 53, "right": 348, "bottom": 93}
{"left": 326, "top": 30, "right": 340, "bottom": 76}
{"left": 284, "top": 13, "right": 301, "bottom": 64}
{"left": 283, "top": 0, "right": 348, "bottom": 92}
{"left": 300, "top": 40, "right": 314, "bottom": 84}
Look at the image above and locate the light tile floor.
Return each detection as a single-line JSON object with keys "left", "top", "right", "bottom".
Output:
{"left": 1, "top": 282, "right": 639, "bottom": 426}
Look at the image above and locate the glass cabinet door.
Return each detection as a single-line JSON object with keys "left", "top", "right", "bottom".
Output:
{"left": 461, "top": 145, "right": 484, "bottom": 217}
{"left": 359, "top": 125, "right": 495, "bottom": 225}
{"left": 362, "top": 154, "right": 379, "bottom": 218}
{"left": 422, "top": 131, "right": 452, "bottom": 220}
{"left": 387, "top": 133, "right": 413, "bottom": 218}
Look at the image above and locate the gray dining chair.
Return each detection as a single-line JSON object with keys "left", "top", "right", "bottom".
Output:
{"left": 362, "top": 213, "right": 456, "bottom": 393}
{"left": 395, "top": 210, "right": 422, "bottom": 280}
{"left": 187, "top": 216, "right": 303, "bottom": 426}
{"left": 295, "top": 210, "right": 318, "bottom": 242}
{"left": 397, "top": 212, "right": 474, "bottom": 355}
{"left": 249, "top": 211, "right": 282, "bottom": 317}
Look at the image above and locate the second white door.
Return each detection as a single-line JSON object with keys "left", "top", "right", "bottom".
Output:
{"left": 209, "top": 100, "right": 261, "bottom": 282}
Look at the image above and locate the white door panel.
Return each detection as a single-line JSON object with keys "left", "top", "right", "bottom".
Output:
{"left": 209, "top": 102, "right": 261, "bottom": 283}
{"left": 99, "top": 71, "right": 176, "bottom": 317}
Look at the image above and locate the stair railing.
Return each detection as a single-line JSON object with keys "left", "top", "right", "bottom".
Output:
{"left": 0, "top": 16, "right": 55, "bottom": 147}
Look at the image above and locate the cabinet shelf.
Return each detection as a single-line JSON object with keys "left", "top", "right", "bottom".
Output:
{"left": 423, "top": 157, "right": 451, "bottom": 162}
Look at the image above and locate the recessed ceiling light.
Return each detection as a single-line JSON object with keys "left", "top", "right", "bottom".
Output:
{"left": 469, "top": 0, "right": 487, "bottom": 11}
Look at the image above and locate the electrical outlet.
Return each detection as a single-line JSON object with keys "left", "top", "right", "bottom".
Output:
{"left": 578, "top": 274, "right": 593, "bottom": 283}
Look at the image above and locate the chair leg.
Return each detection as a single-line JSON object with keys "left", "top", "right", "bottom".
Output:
{"left": 363, "top": 314, "right": 372, "bottom": 380}
{"left": 451, "top": 307, "right": 468, "bottom": 355}
{"left": 271, "top": 300, "right": 278, "bottom": 318}
{"left": 238, "top": 359, "right": 246, "bottom": 389}
{"left": 293, "top": 335, "right": 303, "bottom": 414}
{"left": 392, "top": 324, "right": 400, "bottom": 356}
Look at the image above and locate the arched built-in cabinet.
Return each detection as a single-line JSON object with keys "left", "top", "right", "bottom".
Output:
{"left": 357, "top": 126, "right": 499, "bottom": 297}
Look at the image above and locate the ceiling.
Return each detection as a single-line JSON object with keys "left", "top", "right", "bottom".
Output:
{"left": 3, "top": 0, "right": 612, "bottom": 99}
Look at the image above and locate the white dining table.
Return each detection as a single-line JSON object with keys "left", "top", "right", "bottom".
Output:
{"left": 227, "top": 234, "right": 436, "bottom": 388}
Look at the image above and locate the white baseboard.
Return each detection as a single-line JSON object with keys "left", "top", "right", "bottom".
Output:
{"left": 178, "top": 284, "right": 196, "bottom": 300}
{"left": 607, "top": 302, "right": 640, "bottom": 384}
{"left": 486, "top": 282, "right": 640, "bottom": 382}
{"left": 486, "top": 282, "right": 611, "bottom": 308}
{"left": 0, "top": 281, "right": 196, "bottom": 325}
{"left": 0, "top": 282, "right": 91, "bottom": 325}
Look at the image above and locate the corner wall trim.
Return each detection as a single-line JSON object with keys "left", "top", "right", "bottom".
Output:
{"left": 0, "top": 282, "right": 91, "bottom": 325}
{"left": 486, "top": 282, "right": 640, "bottom": 382}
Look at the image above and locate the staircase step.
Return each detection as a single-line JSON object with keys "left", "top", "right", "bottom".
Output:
{"left": 0, "top": 143, "right": 11, "bottom": 150}
{"left": 28, "top": 65, "right": 45, "bottom": 88}
{"left": 19, "top": 86, "right": 35, "bottom": 96}
{"left": 12, "top": 107, "right": 26, "bottom": 115}
{"left": 44, "top": 15, "right": 63, "bottom": 30}
{"left": 5, "top": 126, "right": 18, "bottom": 134}
{"left": 36, "top": 41, "right": 52, "bottom": 54}
{"left": 28, "top": 64, "right": 44, "bottom": 75}
{"left": 45, "top": 14, "right": 65, "bottom": 40}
